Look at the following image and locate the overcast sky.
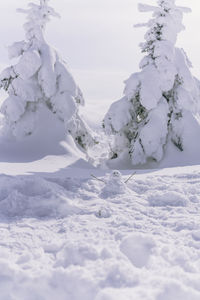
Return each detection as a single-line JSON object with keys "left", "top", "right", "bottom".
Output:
{"left": 0, "top": 0, "right": 199, "bottom": 114}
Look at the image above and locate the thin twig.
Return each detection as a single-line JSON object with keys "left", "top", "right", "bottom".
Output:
{"left": 124, "top": 172, "right": 136, "bottom": 184}
{"left": 91, "top": 174, "right": 105, "bottom": 183}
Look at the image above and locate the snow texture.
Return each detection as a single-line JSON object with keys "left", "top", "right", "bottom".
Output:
{"left": 0, "top": 162, "right": 200, "bottom": 299}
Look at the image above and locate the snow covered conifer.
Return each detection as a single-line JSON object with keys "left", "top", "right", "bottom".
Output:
{"left": 0, "top": 0, "right": 95, "bottom": 152}
{"left": 103, "top": 0, "right": 200, "bottom": 166}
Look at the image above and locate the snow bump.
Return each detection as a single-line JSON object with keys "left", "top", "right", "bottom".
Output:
{"left": 147, "top": 191, "right": 189, "bottom": 207}
{"left": 120, "top": 233, "right": 156, "bottom": 268}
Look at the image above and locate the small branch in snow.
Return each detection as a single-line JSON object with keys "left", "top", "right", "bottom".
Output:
{"left": 91, "top": 174, "right": 106, "bottom": 183}
{"left": 124, "top": 172, "right": 136, "bottom": 184}
{"left": 91, "top": 172, "right": 136, "bottom": 185}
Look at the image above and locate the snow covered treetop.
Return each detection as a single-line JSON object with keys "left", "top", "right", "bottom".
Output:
{"left": 138, "top": 0, "right": 191, "bottom": 14}
{"left": 136, "top": 0, "right": 192, "bottom": 56}
{"left": 17, "top": 0, "right": 60, "bottom": 42}
{"left": 137, "top": 0, "right": 191, "bottom": 45}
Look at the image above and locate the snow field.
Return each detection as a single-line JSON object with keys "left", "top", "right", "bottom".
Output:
{"left": 0, "top": 167, "right": 200, "bottom": 299}
{"left": 0, "top": 0, "right": 200, "bottom": 299}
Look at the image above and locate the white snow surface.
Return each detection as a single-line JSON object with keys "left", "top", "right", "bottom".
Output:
{"left": 1, "top": 138, "right": 200, "bottom": 300}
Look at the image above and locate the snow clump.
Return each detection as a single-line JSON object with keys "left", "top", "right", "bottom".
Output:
{"left": 120, "top": 233, "right": 156, "bottom": 268}
{"left": 148, "top": 190, "right": 189, "bottom": 207}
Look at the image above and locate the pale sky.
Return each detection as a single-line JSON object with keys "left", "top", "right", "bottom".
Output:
{"left": 0, "top": 0, "right": 199, "bottom": 116}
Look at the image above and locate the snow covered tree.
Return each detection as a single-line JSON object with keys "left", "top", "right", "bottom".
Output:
{"left": 103, "top": 0, "right": 200, "bottom": 166}
{"left": 0, "top": 0, "right": 96, "bottom": 152}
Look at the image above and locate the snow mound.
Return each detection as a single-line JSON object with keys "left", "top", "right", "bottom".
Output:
{"left": 95, "top": 288, "right": 135, "bottom": 300}
{"left": 120, "top": 233, "right": 156, "bottom": 268}
{"left": 55, "top": 242, "right": 99, "bottom": 268}
{"left": 191, "top": 231, "right": 200, "bottom": 242}
{"left": 148, "top": 191, "right": 189, "bottom": 207}
{"left": 0, "top": 175, "right": 82, "bottom": 218}
{"left": 0, "top": 105, "right": 73, "bottom": 163}
{"left": 0, "top": 261, "right": 98, "bottom": 300}
{"left": 157, "top": 281, "right": 200, "bottom": 300}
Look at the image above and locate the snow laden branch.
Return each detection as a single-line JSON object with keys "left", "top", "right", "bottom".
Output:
{"left": 124, "top": 172, "right": 136, "bottom": 184}
{"left": 138, "top": 3, "right": 158, "bottom": 13}
{"left": 177, "top": 6, "right": 191, "bottom": 13}
{"left": 0, "top": 0, "right": 96, "bottom": 153}
{"left": 91, "top": 175, "right": 106, "bottom": 183}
